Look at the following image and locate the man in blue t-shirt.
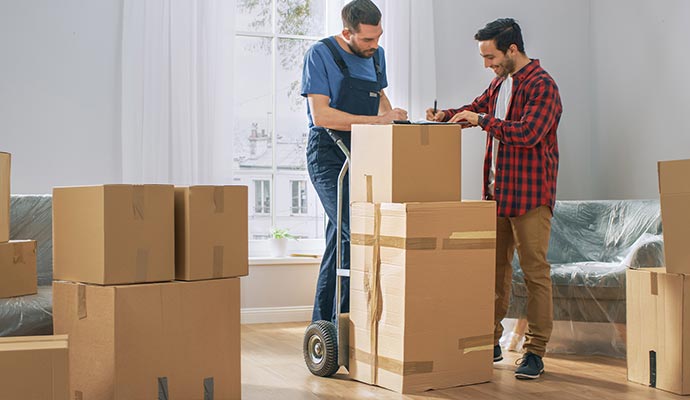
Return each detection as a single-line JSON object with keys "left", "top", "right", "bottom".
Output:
{"left": 301, "top": 0, "right": 407, "bottom": 324}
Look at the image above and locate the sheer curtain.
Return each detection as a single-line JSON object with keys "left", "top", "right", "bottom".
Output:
{"left": 121, "top": 0, "right": 236, "bottom": 185}
{"left": 377, "top": 0, "right": 436, "bottom": 120}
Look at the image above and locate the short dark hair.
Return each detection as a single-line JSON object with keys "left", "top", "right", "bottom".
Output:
{"left": 474, "top": 18, "right": 525, "bottom": 54}
{"left": 341, "top": 0, "right": 381, "bottom": 33}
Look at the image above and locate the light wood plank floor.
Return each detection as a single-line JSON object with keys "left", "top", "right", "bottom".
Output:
{"left": 242, "top": 322, "right": 682, "bottom": 400}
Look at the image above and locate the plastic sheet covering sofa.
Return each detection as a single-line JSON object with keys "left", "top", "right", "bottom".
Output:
{"left": 0, "top": 195, "right": 53, "bottom": 336}
{"left": 500, "top": 200, "right": 664, "bottom": 358}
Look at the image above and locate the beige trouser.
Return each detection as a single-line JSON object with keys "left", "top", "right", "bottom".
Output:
{"left": 493, "top": 205, "right": 553, "bottom": 357}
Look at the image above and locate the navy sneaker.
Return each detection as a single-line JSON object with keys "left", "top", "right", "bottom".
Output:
{"left": 515, "top": 352, "right": 544, "bottom": 379}
{"left": 493, "top": 345, "right": 503, "bottom": 362}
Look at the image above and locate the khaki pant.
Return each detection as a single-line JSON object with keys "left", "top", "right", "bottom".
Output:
{"left": 494, "top": 205, "right": 553, "bottom": 357}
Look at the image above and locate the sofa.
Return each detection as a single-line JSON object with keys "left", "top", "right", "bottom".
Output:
{"left": 504, "top": 199, "right": 664, "bottom": 357}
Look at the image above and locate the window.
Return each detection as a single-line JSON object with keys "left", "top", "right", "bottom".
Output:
{"left": 234, "top": 0, "right": 335, "bottom": 241}
{"left": 291, "top": 180, "right": 308, "bottom": 214}
{"left": 254, "top": 180, "right": 271, "bottom": 214}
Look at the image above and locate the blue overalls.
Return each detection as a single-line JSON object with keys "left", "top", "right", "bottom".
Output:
{"left": 307, "top": 38, "right": 383, "bottom": 323}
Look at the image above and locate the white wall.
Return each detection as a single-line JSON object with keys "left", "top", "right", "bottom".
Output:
{"left": 433, "top": 0, "right": 593, "bottom": 200}
{"left": 591, "top": 0, "right": 690, "bottom": 199}
{"left": 0, "top": 0, "right": 122, "bottom": 194}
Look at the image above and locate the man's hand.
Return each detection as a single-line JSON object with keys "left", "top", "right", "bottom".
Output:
{"left": 377, "top": 108, "right": 408, "bottom": 124}
{"left": 448, "top": 110, "right": 480, "bottom": 125}
{"left": 425, "top": 108, "right": 445, "bottom": 122}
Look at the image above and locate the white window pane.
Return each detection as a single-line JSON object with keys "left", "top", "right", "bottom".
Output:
{"left": 234, "top": 36, "right": 273, "bottom": 171}
{"left": 236, "top": 0, "right": 272, "bottom": 33}
{"left": 277, "top": 0, "right": 326, "bottom": 36}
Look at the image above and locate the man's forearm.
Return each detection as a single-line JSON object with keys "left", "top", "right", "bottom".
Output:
{"left": 378, "top": 91, "right": 393, "bottom": 115}
{"left": 313, "top": 106, "right": 382, "bottom": 131}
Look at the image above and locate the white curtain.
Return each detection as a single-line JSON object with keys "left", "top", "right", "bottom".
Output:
{"left": 121, "top": 0, "right": 236, "bottom": 185}
{"left": 377, "top": 0, "right": 436, "bottom": 120}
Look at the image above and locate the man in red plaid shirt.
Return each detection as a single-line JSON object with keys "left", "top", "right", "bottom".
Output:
{"left": 427, "top": 18, "right": 562, "bottom": 380}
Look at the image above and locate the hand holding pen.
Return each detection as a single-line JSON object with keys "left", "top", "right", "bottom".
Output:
{"left": 425, "top": 99, "right": 446, "bottom": 121}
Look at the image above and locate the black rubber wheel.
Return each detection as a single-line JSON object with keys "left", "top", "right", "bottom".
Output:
{"left": 303, "top": 320, "right": 339, "bottom": 377}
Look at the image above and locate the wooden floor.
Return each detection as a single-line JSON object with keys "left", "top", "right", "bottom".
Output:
{"left": 241, "top": 322, "right": 683, "bottom": 400}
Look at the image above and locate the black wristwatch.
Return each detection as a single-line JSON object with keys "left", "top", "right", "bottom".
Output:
{"left": 477, "top": 113, "right": 487, "bottom": 125}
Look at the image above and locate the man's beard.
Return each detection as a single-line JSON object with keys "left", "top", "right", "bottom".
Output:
{"left": 497, "top": 57, "right": 516, "bottom": 77}
{"left": 347, "top": 42, "right": 376, "bottom": 59}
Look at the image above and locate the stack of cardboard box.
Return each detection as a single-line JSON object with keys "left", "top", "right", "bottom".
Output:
{"left": 347, "top": 124, "right": 497, "bottom": 393}
{"left": 627, "top": 159, "right": 690, "bottom": 395}
{"left": 52, "top": 184, "right": 248, "bottom": 400}
{"left": 0, "top": 152, "right": 69, "bottom": 400}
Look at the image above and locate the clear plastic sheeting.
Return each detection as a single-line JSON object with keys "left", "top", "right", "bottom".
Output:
{"left": 1, "top": 195, "right": 54, "bottom": 337}
{"left": 503, "top": 200, "right": 664, "bottom": 358}
{"left": 0, "top": 286, "right": 53, "bottom": 336}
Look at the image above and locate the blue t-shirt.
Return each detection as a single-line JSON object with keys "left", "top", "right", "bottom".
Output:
{"left": 301, "top": 36, "right": 388, "bottom": 129}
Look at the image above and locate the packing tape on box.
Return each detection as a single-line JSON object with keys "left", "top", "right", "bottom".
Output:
{"left": 458, "top": 334, "right": 494, "bottom": 354}
{"left": 365, "top": 175, "right": 373, "bottom": 203}
{"left": 650, "top": 271, "right": 658, "bottom": 295}
{"left": 204, "top": 377, "right": 214, "bottom": 400}
{"left": 132, "top": 185, "right": 146, "bottom": 220}
{"left": 443, "top": 230, "right": 496, "bottom": 250}
{"left": 351, "top": 348, "right": 433, "bottom": 376}
{"left": 12, "top": 243, "right": 24, "bottom": 264}
{"left": 420, "top": 126, "right": 430, "bottom": 146}
{"left": 74, "top": 391, "right": 83, "bottom": 400}
{"left": 78, "top": 285, "right": 87, "bottom": 319}
{"left": 351, "top": 234, "right": 436, "bottom": 250}
{"left": 213, "top": 187, "right": 224, "bottom": 213}
{"left": 213, "top": 246, "right": 224, "bottom": 278}
{"left": 158, "top": 377, "right": 169, "bottom": 400}
{"left": 366, "top": 204, "right": 383, "bottom": 382}
{"left": 136, "top": 248, "right": 149, "bottom": 282}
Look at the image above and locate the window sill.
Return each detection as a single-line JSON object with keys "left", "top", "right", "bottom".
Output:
{"left": 249, "top": 256, "right": 322, "bottom": 266}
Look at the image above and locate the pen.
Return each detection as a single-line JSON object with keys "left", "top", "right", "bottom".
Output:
{"left": 433, "top": 100, "right": 437, "bottom": 115}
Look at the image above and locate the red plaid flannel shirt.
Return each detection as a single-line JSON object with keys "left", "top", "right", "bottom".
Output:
{"left": 443, "top": 59, "right": 562, "bottom": 217}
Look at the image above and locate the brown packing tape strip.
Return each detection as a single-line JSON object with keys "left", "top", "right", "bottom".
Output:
{"left": 365, "top": 175, "right": 373, "bottom": 203}
{"left": 132, "top": 185, "right": 146, "bottom": 220}
{"left": 78, "top": 285, "right": 87, "bottom": 320}
{"left": 380, "top": 236, "right": 436, "bottom": 250}
{"left": 12, "top": 243, "right": 24, "bottom": 264}
{"left": 442, "top": 238, "right": 496, "bottom": 250}
{"left": 213, "top": 246, "right": 224, "bottom": 278}
{"left": 420, "top": 125, "right": 430, "bottom": 145}
{"left": 458, "top": 334, "right": 494, "bottom": 354}
{"left": 213, "top": 187, "right": 224, "bottom": 213}
{"left": 367, "top": 204, "right": 383, "bottom": 382}
{"left": 650, "top": 271, "right": 658, "bottom": 296}
{"left": 136, "top": 248, "right": 149, "bottom": 282}
{"left": 351, "top": 233, "right": 375, "bottom": 246}
{"left": 352, "top": 348, "right": 434, "bottom": 376}
{"left": 74, "top": 391, "right": 83, "bottom": 400}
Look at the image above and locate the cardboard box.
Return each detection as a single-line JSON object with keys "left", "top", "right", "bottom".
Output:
{"left": 174, "top": 186, "right": 248, "bottom": 280}
{"left": 0, "top": 240, "right": 37, "bottom": 298}
{"left": 53, "top": 184, "right": 174, "bottom": 285}
{"left": 658, "top": 159, "right": 690, "bottom": 274}
{"left": 349, "top": 201, "right": 496, "bottom": 393}
{"left": 53, "top": 278, "right": 241, "bottom": 400}
{"left": 0, "top": 334, "right": 69, "bottom": 400}
{"left": 0, "top": 152, "right": 9, "bottom": 243}
{"left": 350, "top": 124, "right": 462, "bottom": 204}
{"left": 627, "top": 268, "right": 690, "bottom": 395}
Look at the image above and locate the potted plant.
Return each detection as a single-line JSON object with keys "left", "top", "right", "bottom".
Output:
{"left": 269, "top": 228, "right": 296, "bottom": 257}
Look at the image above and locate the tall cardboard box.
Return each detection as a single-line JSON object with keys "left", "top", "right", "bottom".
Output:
{"left": 175, "top": 186, "right": 248, "bottom": 280}
{"left": 0, "top": 335, "right": 69, "bottom": 400}
{"left": 350, "top": 124, "right": 461, "bottom": 204}
{"left": 0, "top": 240, "right": 37, "bottom": 298}
{"left": 658, "top": 159, "right": 690, "bottom": 274}
{"left": 349, "top": 201, "right": 496, "bottom": 393}
{"left": 0, "top": 152, "right": 9, "bottom": 243}
{"left": 627, "top": 268, "right": 690, "bottom": 395}
{"left": 53, "top": 278, "right": 241, "bottom": 400}
{"left": 53, "top": 184, "right": 174, "bottom": 285}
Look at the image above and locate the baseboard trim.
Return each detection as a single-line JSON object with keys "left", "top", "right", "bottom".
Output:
{"left": 241, "top": 305, "right": 313, "bottom": 324}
